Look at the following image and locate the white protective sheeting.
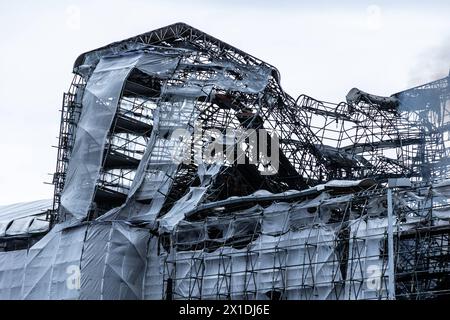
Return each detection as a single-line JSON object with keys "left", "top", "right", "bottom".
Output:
{"left": 0, "top": 199, "right": 51, "bottom": 237}
{"left": 143, "top": 236, "right": 165, "bottom": 299}
{"left": 125, "top": 97, "right": 206, "bottom": 222}
{"left": 0, "top": 250, "right": 27, "bottom": 299}
{"left": 315, "top": 178, "right": 377, "bottom": 191}
{"left": 159, "top": 187, "right": 208, "bottom": 233}
{"left": 61, "top": 49, "right": 183, "bottom": 221}
{"left": 61, "top": 54, "right": 145, "bottom": 220}
{"left": 146, "top": 198, "right": 351, "bottom": 300}
{"left": 345, "top": 218, "right": 388, "bottom": 300}
{"left": 63, "top": 42, "right": 273, "bottom": 223}
{"left": 0, "top": 224, "right": 86, "bottom": 299}
{"left": 164, "top": 226, "right": 342, "bottom": 300}
{"left": 79, "top": 222, "right": 150, "bottom": 300}
{"left": 22, "top": 225, "right": 85, "bottom": 299}
{"left": 5, "top": 214, "right": 48, "bottom": 236}
{"left": 0, "top": 221, "right": 152, "bottom": 300}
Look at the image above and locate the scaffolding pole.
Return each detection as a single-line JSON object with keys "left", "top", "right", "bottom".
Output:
{"left": 387, "top": 187, "right": 396, "bottom": 300}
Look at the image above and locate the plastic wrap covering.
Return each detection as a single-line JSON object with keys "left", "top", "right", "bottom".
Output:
{"left": 69, "top": 42, "right": 272, "bottom": 223}
{"left": 169, "top": 194, "right": 356, "bottom": 250}
{"left": 261, "top": 202, "right": 291, "bottom": 235}
{"left": 432, "top": 206, "right": 450, "bottom": 220}
{"left": 154, "top": 196, "right": 356, "bottom": 300}
{"left": 255, "top": 230, "right": 341, "bottom": 300}
{"left": 61, "top": 54, "right": 144, "bottom": 220}
{"left": 151, "top": 178, "right": 426, "bottom": 300}
{"left": 79, "top": 222, "right": 150, "bottom": 299}
{"left": 76, "top": 42, "right": 151, "bottom": 77}
{"left": 0, "top": 250, "right": 27, "bottom": 299}
{"left": 157, "top": 164, "right": 223, "bottom": 232}
{"left": 366, "top": 197, "right": 387, "bottom": 217}
{"left": 173, "top": 205, "right": 262, "bottom": 251}
{"left": 104, "top": 55, "right": 271, "bottom": 223}
{"left": 0, "top": 221, "right": 152, "bottom": 300}
{"left": 177, "top": 183, "right": 365, "bottom": 222}
{"left": 165, "top": 226, "right": 341, "bottom": 300}
{"left": 433, "top": 179, "right": 450, "bottom": 197}
{"left": 0, "top": 225, "right": 86, "bottom": 299}
{"left": 0, "top": 199, "right": 51, "bottom": 237}
{"left": 61, "top": 50, "right": 182, "bottom": 221}
{"left": 121, "top": 96, "right": 206, "bottom": 222}
{"left": 23, "top": 225, "right": 86, "bottom": 299}
{"left": 345, "top": 218, "right": 388, "bottom": 300}
{"left": 314, "top": 179, "right": 377, "bottom": 192}
{"left": 159, "top": 187, "right": 208, "bottom": 232}
{"left": 288, "top": 193, "right": 330, "bottom": 228}
{"left": 143, "top": 236, "right": 165, "bottom": 299}
{"left": 0, "top": 199, "right": 52, "bottom": 221}
{"left": 5, "top": 214, "right": 49, "bottom": 236}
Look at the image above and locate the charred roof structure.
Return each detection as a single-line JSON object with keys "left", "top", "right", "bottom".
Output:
{"left": 0, "top": 23, "right": 449, "bottom": 300}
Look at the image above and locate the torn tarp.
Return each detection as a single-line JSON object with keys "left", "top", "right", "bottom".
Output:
{"left": 60, "top": 49, "right": 183, "bottom": 221}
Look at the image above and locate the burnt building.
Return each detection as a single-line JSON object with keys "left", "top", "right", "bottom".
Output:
{"left": 0, "top": 23, "right": 449, "bottom": 300}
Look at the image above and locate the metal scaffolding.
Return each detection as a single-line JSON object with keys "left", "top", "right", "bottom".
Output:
{"left": 39, "top": 23, "right": 450, "bottom": 300}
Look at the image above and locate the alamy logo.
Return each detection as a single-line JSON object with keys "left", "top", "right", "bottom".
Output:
{"left": 65, "top": 5, "right": 81, "bottom": 31}
{"left": 66, "top": 265, "right": 81, "bottom": 290}
{"left": 169, "top": 127, "right": 280, "bottom": 175}
{"left": 366, "top": 265, "right": 382, "bottom": 291}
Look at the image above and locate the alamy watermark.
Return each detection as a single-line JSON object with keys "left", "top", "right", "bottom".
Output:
{"left": 366, "top": 264, "right": 382, "bottom": 291}
{"left": 65, "top": 5, "right": 81, "bottom": 31}
{"left": 169, "top": 127, "right": 280, "bottom": 175}
{"left": 66, "top": 265, "right": 81, "bottom": 290}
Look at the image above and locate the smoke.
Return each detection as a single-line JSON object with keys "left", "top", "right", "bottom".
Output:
{"left": 408, "top": 36, "right": 450, "bottom": 87}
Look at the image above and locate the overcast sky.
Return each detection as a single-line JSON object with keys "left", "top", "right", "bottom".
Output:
{"left": 0, "top": 0, "right": 449, "bottom": 205}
